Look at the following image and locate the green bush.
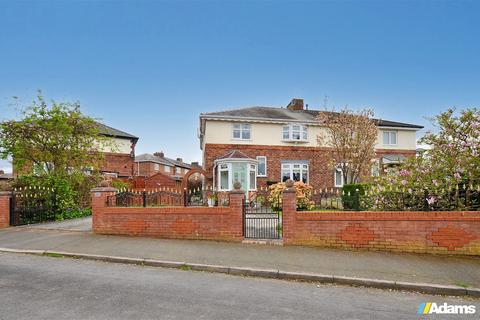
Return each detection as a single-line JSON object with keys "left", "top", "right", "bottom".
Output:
{"left": 342, "top": 183, "right": 369, "bottom": 210}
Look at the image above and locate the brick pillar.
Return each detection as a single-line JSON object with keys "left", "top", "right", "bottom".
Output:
{"left": 91, "top": 187, "right": 117, "bottom": 233}
{"left": 229, "top": 189, "right": 245, "bottom": 240}
{"left": 0, "top": 191, "right": 12, "bottom": 228}
{"left": 282, "top": 183, "right": 297, "bottom": 244}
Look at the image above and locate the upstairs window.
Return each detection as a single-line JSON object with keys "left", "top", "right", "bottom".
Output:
{"left": 165, "top": 166, "right": 171, "bottom": 173}
{"left": 232, "top": 123, "right": 251, "bottom": 140}
{"left": 176, "top": 167, "right": 181, "bottom": 174}
{"left": 154, "top": 163, "right": 160, "bottom": 171}
{"left": 282, "top": 124, "right": 308, "bottom": 141}
{"left": 383, "top": 131, "right": 397, "bottom": 145}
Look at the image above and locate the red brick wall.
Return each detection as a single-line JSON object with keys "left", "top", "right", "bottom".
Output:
{"left": 0, "top": 192, "right": 11, "bottom": 228}
{"left": 204, "top": 143, "right": 416, "bottom": 189}
{"left": 282, "top": 193, "right": 480, "bottom": 255}
{"left": 133, "top": 173, "right": 182, "bottom": 189}
{"left": 102, "top": 153, "right": 135, "bottom": 178}
{"left": 92, "top": 188, "right": 244, "bottom": 241}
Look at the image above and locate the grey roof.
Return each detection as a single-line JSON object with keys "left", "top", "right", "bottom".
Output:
{"left": 201, "top": 106, "right": 423, "bottom": 129}
{"left": 97, "top": 123, "right": 139, "bottom": 140}
{"left": 135, "top": 153, "right": 192, "bottom": 169}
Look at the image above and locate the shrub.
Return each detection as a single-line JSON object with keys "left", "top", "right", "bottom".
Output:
{"left": 267, "top": 181, "right": 314, "bottom": 211}
{"left": 342, "top": 183, "right": 369, "bottom": 210}
{"left": 112, "top": 179, "right": 131, "bottom": 190}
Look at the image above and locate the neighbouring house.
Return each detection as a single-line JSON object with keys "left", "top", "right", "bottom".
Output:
{"left": 133, "top": 152, "right": 193, "bottom": 189}
{"left": 97, "top": 123, "right": 138, "bottom": 179}
{"left": 12, "top": 122, "right": 139, "bottom": 179}
{"left": 198, "top": 98, "right": 423, "bottom": 192}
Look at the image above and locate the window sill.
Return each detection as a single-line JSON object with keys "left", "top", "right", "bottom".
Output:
{"left": 257, "top": 175, "right": 267, "bottom": 178}
{"left": 281, "top": 139, "right": 308, "bottom": 143}
{"left": 231, "top": 138, "right": 252, "bottom": 141}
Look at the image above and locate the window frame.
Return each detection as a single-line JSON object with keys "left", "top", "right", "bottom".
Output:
{"left": 334, "top": 168, "right": 344, "bottom": 187}
{"left": 256, "top": 156, "right": 267, "bottom": 177}
{"left": 218, "top": 163, "right": 231, "bottom": 191}
{"left": 232, "top": 123, "right": 251, "bottom": 140}
{"left": 164, "top": 165, "right": 171, "bottom": 173}
{"left": 382, "top": 130, "right": 398, "bottom": 146}
{"left": 154, "top": 163, "right": 160, "bottom": 171}
{"left": 282, "top": 124, "right": 308, "bottom": 142}
{"left": 281, "top": 162, "right": 309, "bottom": 183}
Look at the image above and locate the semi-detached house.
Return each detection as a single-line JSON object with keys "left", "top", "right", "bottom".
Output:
{"left": 198, "top": 98, "right": 423, "bottom": 192}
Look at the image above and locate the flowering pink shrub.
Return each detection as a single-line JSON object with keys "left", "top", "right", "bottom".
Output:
{"left": 267, "top": 181, "right": 314, "bottom": 210}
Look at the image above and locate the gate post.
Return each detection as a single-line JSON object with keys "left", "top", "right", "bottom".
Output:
{"left": 91, "top": 187, "right": 117, "bottom": 234}
{"left": 282, "top": 180, "right": 297, "bottom": 244}
{"left": 229, "top": 183, "right": 245, "bottom": 240}
{"left": 0, "top": 191, "right": 12, "bottom": 228}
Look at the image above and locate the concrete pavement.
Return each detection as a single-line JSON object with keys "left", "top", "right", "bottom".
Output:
{"left": 0, "top": 224, "right": 479, "bottom": 290}
{"left": 1, "top": 252, "right": 478, "bottom": 320}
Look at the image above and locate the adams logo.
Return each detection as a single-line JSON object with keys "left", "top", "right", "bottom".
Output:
{"left": 418, "top": 302, "right": 476, "bottom": 315}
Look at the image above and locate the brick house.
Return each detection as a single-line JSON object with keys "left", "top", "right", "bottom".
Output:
{"left": 198, "top": 98, "right": 423, "bottom": 192}
{"left": 134, "top": 152, "right": 192, "bottom": 178}
{"left": 97, "top": 123, "right": 138, "bottom": 178}
{"left": 12, "top": 123, "right": 138, "bottom": 179}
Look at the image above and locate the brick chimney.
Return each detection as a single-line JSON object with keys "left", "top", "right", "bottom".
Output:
{"left": 153, "top": 151, "right": 164, "bottom": 158}
{"left": 286, "top": 98, "right": 304, "bottom": 111}
{"left": 0, "top": 170, "right": 4, "bottom": 175}
{"left": 191, "top": 162, "right": 200, "bottom": 167}
{"left": 176, "top": 158, "right": 183, "bottom": 163}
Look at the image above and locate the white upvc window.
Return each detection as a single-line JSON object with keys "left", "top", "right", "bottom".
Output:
{"left": 256, "top": 156, "right": 267, "bottom": 177}
{"left": 219, "top": 164, "right": 230, "bottom": 191}
{"left": 334, "top": 168, "right": 344, "bottom": 187}
{"left": 282, "top": 124, "right": 308, "bottom": 141}
{"left": 164, "top": 165, "right": 171, "bottom": 173}
{"left": 154, "top": 163, "right": 160, "bottom": 171}
{"left": 176, "top": 167, "right": 181, "bottom": 174}
{"left": 232, "top": 123, "right": 251, "bottom": 140}
{"left": 249, "top": 164, "right": 257, "bottom": 190}
{"left": 281, "top": 162, "right": 309, "bottom": 183}
{"left": 383, "top": 130, "right": 397, "bottom": 145}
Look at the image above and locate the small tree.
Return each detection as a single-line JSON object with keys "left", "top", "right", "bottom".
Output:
{"left": 317, "top": 108, "right": 378, "bottom": 184}
{"left": 0, "top": 93, "right": 114, "bottom": 217}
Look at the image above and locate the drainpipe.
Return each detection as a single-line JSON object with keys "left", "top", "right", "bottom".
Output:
{"left": 212, "top": 163, "right": 216, "bottom": 191}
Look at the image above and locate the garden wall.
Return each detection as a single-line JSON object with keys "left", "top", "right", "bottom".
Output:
{"left": 0, "top": 192, "right": 10, "bottom": 228}
{"left": 282, "top": 188, "right": 480, "bottom": 255}
{"left": 92, "top": 187, "right": 244, "bottom": 241}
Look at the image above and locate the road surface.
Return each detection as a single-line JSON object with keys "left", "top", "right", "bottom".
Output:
{"left": 0, "top": 252, "right": 477, "bottom": 320}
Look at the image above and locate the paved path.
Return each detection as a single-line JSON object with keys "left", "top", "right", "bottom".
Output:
{"left": 22, "top": 216, "right": 92, "bottom": 232}
{"left": 1, "top": 226, "right": 479, "bottom": 288}
{"left": 1, "top": 252, "right": 478, "bottom": 320}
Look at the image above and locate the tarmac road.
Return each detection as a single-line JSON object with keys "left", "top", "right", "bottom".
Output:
{"left": 0, "top": 252, "right": 478, "bottom": 320}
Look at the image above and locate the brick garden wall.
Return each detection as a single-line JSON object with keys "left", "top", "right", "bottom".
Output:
{"left": 92, "top": 188, "right": 244, "bottom": 241}
{"left": 0, "top": 192, "right": 10, "bottom": 228}
{"left": 282, "top": 188, "right": 480, "bottom": 255}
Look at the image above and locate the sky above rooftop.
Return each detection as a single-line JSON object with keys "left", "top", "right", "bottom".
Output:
{"left": 1, "top": 0, "right": 479, "bottom": 173}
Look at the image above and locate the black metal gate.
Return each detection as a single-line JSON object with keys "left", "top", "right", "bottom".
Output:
{"left": 9, "top": 192, "right": 55, "bottom": 226}
{"left": 243, "top": 196, "right": 282, "bottom": 239}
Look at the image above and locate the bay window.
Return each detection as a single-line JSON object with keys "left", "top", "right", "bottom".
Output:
{"left": 281, "top": 162, "right": 309, "bottom": 183}
{"left": 216, "top": 162, "right": 257, "bottom": 191}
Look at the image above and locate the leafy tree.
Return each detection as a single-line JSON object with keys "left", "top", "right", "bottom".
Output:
{"left": 366, "top": 108, "right": 480, "bottom": 211}
{"left": 0, "top": 93, "right": 114, "bottom": 217}
{"left": 316, "top": 108, "right": 378, "bottom": 184}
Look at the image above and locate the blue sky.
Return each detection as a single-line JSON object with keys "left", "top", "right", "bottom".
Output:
{"left": 1, "top": 0, "right": 479, "bottom": 172}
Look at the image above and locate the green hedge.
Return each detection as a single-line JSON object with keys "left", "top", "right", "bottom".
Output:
{"left": 341, "top": 183, "right": 369, "bottom": 210}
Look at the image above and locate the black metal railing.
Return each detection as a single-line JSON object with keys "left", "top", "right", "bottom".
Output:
{"left": 107, "top": 189, "right": 183, "bottom": 207}
{"left": 10, "top": 189, "right": 57, "bottom": 226}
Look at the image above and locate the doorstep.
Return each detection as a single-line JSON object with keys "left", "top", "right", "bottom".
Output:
{"left": 242, "top": 239, "right": 284, "bottom": 246}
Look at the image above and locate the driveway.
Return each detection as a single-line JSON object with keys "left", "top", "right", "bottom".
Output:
{"left": 22, "top": 216, "right": 92, "bottom": 232}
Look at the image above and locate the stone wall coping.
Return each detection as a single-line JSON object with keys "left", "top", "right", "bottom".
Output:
{"left": 0, "top": 191, "right": 12, "bottom": 196}
{"left": 91, "top": 187, "right": 118, "bottom": 193}
{"left": 283, "top": 188, "right": 296, "bottom": 193}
